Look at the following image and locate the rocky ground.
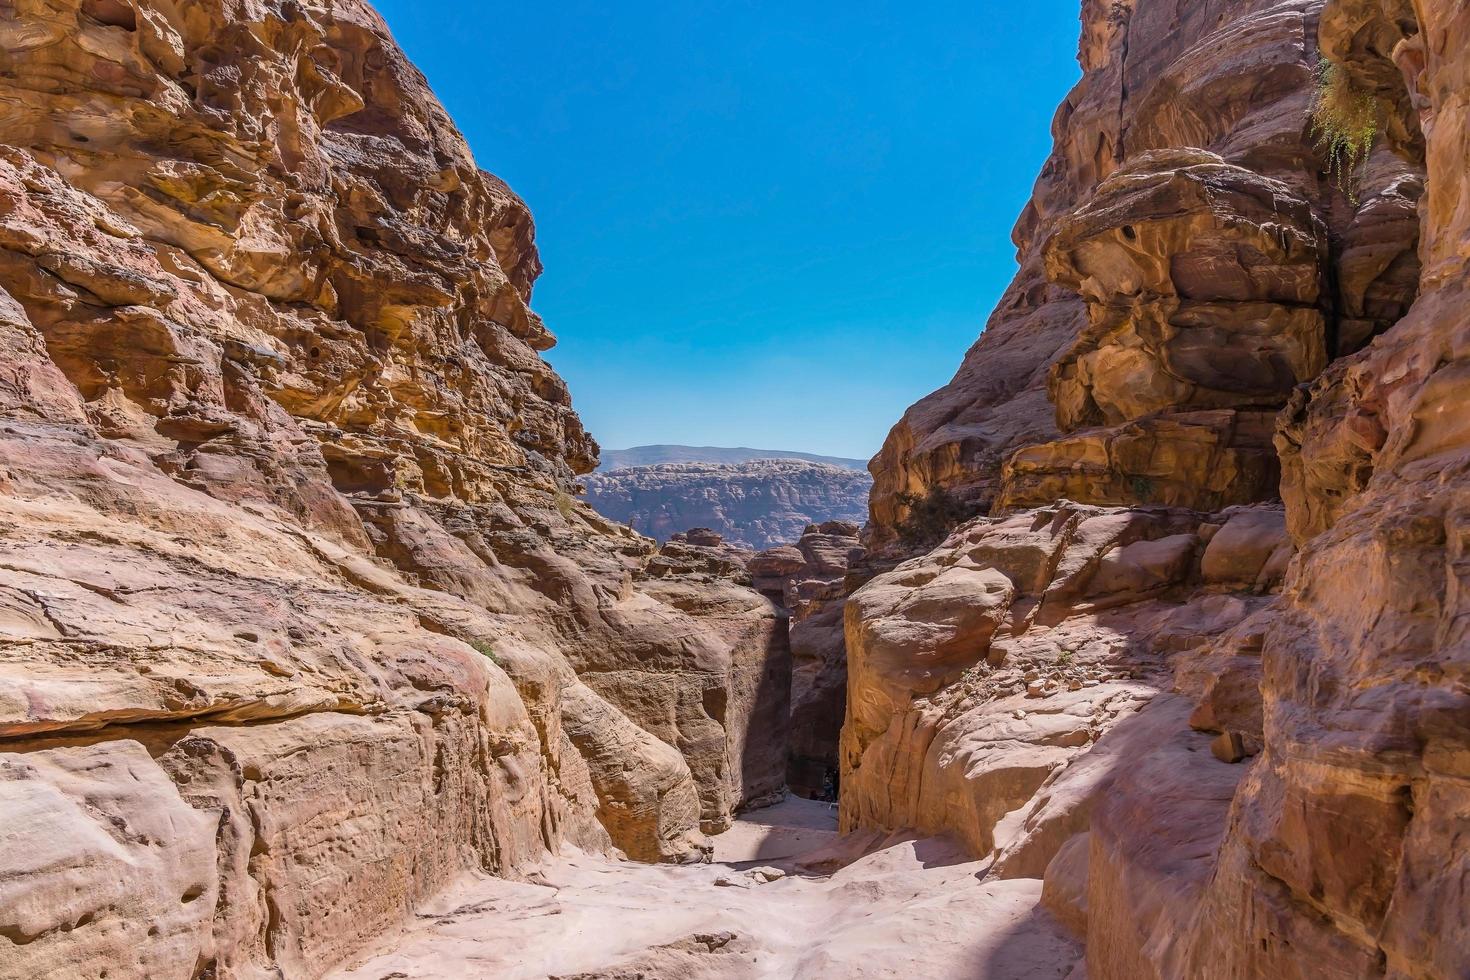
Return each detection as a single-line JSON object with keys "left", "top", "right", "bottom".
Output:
{"left": 582, "top": 459, "right": 871, "bottom": 550}
{"left": 330, "top": 797, "right": 1082, "bottom": 980}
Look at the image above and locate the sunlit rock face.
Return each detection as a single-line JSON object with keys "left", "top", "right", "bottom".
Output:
{"left": 850, "top": 0, "right": 1470, "bottom": 975}
{"left": 1178, "top": 1, "right": 1470, "bottom": 975}
{"left": 841, "top": 500, "right": 1291, "bottom": 863}
{"left": 865, "top": 0, "right": 1423, "bottom": 552}
{"left": 0, "top": 2, "right": 788, "bottom": 975}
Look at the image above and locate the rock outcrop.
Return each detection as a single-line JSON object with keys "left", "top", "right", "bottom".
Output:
{"left": 847, "top": 0, "right": 1470, "bottom": 976}
{"left": 6, "top": 0, "right": 1470, "bottom": 975}
{"left": 865, "top": 0, "right": 1423, "bottom": 552}
{"left": 750, "top": 521, "right": 865, "bottom": 797}
{"left": 583, "top": 458, "right": 872, "bottom": 550}
{"left": 842, "top": 501, "right": 1290, "bottom": 862}
{"left": 0, "top": 2, "right": 786, "bottom": 976}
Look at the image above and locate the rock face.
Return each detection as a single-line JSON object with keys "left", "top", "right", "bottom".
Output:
{"left": 1178, "top": 1, "right": 1470, "bottom": 975}
{"left": 847, "top": 0, "right": 1470, "bottom": 976}
{"left": 842, "top": 501, "right": 1290, "bottom": 862}
{"left": 750, "top": 521, "right": 866, "bottom": 797}
{"left": 583, "top": 458, "right": 872, "bottom": 550}
{"left": 865, "top": 0, "right": 1424, "bottom": 552}
{"left": 0, "top": 2, "right": 786, "bottom": 976}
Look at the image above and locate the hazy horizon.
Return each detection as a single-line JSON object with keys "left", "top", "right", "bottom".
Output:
{"left": 372, "top": 1, "right": 1082, "bottom": 459}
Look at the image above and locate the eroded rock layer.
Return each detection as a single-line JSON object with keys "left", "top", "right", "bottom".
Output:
{"left": 865, "top": 0, "right": 1424, "bottom": 551}
{"left": 847, "top": 0, "right": 1470, "bottom": 975}
{"left": 0, "top": 2, "right": 787, "bottom": 976}
{"left": 751, "top": 521, "right": 865, "bottom": 797}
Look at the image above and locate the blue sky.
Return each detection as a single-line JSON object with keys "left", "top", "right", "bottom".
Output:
{"left": 372, "top": 1, "right": 1082, "bottom": 460}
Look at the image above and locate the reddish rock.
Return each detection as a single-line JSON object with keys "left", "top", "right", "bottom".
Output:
{"left": 751, "top": 521, "right": 864, "bottom": 797}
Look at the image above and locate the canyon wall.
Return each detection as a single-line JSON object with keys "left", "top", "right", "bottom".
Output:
{"left": 750, "top": 520, "right": 865, "bottom": 797}
{"left": 865, "top": 0, "right": 1421, "bottom": 552}
{"left": 0, "top": 2, "right": 787, "bottom": 976}
{"left": 847, "top": 0, "right": 1469, "bottom": 975}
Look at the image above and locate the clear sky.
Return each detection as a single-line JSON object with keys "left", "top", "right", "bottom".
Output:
{"left": 371, "top": 1, "right": 1082, "bottom": 460}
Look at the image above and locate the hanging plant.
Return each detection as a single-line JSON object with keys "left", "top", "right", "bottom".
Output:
{"left": 1308, "top": 58, "right": 1382, "bottom": 203}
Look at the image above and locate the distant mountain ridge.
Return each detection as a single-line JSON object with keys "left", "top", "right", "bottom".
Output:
{"left": 582, "top": 459, "right": 872, "bottom": 550}
{"left": 598, "top": 444, "right": 869, "bottom": 472}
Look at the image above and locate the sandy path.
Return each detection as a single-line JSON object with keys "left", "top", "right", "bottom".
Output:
{"left": 331, "top": 798, "right": 1081, "bottom": 979}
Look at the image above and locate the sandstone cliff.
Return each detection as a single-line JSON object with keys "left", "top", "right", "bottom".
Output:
{"left": 846, "top": 0, "right": 1470, "bottom": 975}
{"left": 865, "top": 0, "right": 1422, "bottom": 552}
{"left": 5, "top": 0, "right": 1469, "bottom": 975}
{"left": 750, "top": 521, "right": 866, "bottom": 797}
{"left": 0, "top": 3, "right": 788, "bottom": 976}
{"left": 583, "top": 458, "right": 872, "bottom": 550}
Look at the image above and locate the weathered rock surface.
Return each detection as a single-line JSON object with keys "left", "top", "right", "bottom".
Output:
{"left": 0, "top": 2, "right": 786, "bottom": 976}
{"left": 8, "top": 0, "right": 1470, "bottom": 975}
{"left": 841, "top": 501, "right": 1289, "bottom": 864}
{"left": 1166, "top": 1, "right": 1470, "bottom": 975}
{"left": 583, "top": 458, "right": 872, "bottom": 551}
{"left": 848, "top": 0, "right": 1470, "bottom": 977}
{"left": 331, "top": 800, "right": 1083, "bottom": 980}
{"left": 750, "top": 521, "right": 865, "bottom": 796}
{"left": 866, "top": 0, "right": 1424, "bottom": 551}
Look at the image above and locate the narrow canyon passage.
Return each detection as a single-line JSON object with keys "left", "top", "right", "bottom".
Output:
{"left": 5, "top": 0, "right": 1470, "bottom": 977}
{"left": 331, "top": 798, "right": 1081, "bottom": 980}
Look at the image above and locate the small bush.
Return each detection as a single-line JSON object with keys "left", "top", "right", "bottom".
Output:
{"left": 1309, "top": 58, "right": 1381, "bottom": 202}
{"left": 554, "top": 490, "right": 575, "bottom": 519}
{"left": 471, "top": 640, "right": 501, "bottom": 666}
{"left": 895, "top": 486, "right": 974, "bottom": 547}
{"left": 1128, "top": 475, "right": 1156, "bottom": 501}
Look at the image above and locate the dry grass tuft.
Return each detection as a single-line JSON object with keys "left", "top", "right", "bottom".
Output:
{"left": 1309, "top": 58, "right": 1381, "bottom": 202}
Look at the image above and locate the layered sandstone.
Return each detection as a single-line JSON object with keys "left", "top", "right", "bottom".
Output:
{"left": 866, "top": 0, "right": 1423, "bottom": 551}
{"left": 842, "top": 501, "right": 1290, "bottom": 862}
{"left": 1165, "top": 0, "right": 1470, "bottom": 974}
{"left": 848, "top": 0, "right": 1470, "bottom": 976}
{"left": 750, "top": 521, "right": 865, "bottom": 797}
{"left": 0, "top": 2, "right": 786, "bottom": 976}
{"left": 583, "top": 458, "right": 872, "bottom": 550}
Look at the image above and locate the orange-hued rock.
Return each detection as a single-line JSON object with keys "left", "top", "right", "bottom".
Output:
{"left": 840, "top": 500, "right": 1291, "bottom": 864}
{"left": 850, "top": 0, "right": 1470, "bottom": 972}
{"left": 1044, "top": 151, "right": 1328, "bottom": 431}
{"left": 0, "top": 1, "right": 788, "bottom": 975}
{"left": 867, "top": 0, "right": 1424, "bottom": 549}
{"left": 1159, "top": 2, "right": 1470, "bottom": 973}
{"left": 998, "top": 408, "right": 1280, "bottom": 512}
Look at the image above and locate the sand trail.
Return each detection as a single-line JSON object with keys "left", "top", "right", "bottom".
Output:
{"left": 332, "top": 798, "right": 1081, "bottom": 979}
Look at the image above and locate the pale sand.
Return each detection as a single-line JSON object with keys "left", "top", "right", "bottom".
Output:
{"left": 331, "top": 797, "right": 1082, "bottom": 979}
